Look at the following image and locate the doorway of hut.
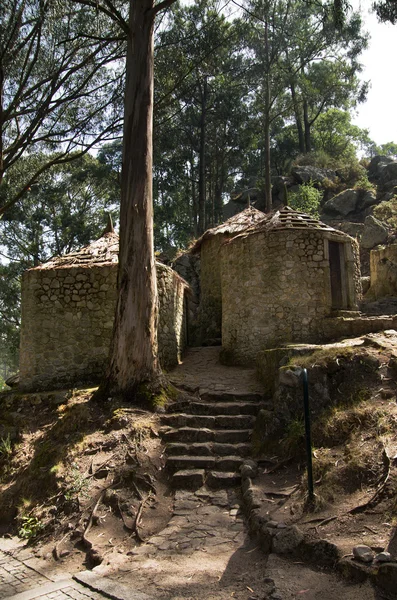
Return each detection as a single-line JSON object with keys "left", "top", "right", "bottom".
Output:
{"left": 329, "top": 240, "right": 347, "bottom": 309}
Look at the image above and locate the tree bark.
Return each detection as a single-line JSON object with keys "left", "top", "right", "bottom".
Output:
{"left": 104, "top": 0, "right": 161, "bottom": 398}
{"left": 263, "top": 19, "right": 272, "bottom": 213}
{"left": 303, "top": 97, "right": 312, "bottom": 153}
{"left": 198, "top": 77, "right": 207, "bottom": 235}
{"left": 290, "top": 81, "right": 305, "bottom": 154}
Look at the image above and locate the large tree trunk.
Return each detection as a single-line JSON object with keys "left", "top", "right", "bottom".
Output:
{"left": 104, "top": 0, "right": 161, "bottom": 398}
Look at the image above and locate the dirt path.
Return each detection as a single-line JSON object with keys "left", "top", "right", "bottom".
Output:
{"left": 92, "top": 487, "right": 379, "bottom": 600}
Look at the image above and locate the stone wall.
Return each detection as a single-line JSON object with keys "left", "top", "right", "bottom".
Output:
{"left": 157, "top": 263, "right": 188, "bottom": 371}
{"left": 367, "top": 244, "right": 397, "bottom": 299}
{"left": 198, "top": 236, "right": 224, "bottom": 343}
{"left": 220, "top": 229, "right": 361, "bottom": 364}
{"left": 19, "top": 262, "right": 188, "bottom": 391}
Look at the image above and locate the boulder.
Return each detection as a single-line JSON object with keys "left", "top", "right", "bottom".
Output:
{"left": 273, "top": 525, "right": 304, "bottom": 554}
{"left": 291, "top": 166, "right": 337, "bottom": 185}
{"left": 356, "top": 190, "right": 378, "bottom": 211}
{"left": 353, "top": 544, "right": 374, "bottom": 563}
{"left": 322, "top": 189, "right": 359, "bottom": 216}
{"left": 380, "top": 161, "right": 397, "bottom": 188}
{"left": 361, "top": 215, "right": 388, "bottom": 249}
{"left": 368, "top": 155, "right": 394, "bottom": 181}
{"left": 272, "top": 175, "right": 295, "bottom": 193}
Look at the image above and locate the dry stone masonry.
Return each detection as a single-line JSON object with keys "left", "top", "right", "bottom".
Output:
{"left": 190, "top": 206, "right": 266, "bottom": 344}
{"left": 220, "top": 208, "right": 362, "bottom": 364}
{"left": 19, "top": 233, "right": 190, "bottom": 391}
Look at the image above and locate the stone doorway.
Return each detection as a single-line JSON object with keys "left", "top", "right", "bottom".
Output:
{"left": 329, "top": 240, "right": 347, "bottom": 309}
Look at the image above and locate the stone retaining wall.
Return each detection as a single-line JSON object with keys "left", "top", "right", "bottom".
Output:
{"left": 220, "top": 228, "right": 361, "bottom": 364}
{"left": 368, "top": 244, "right": 397, "bottom": 299}
{"left": 19, "top": 262, "right": 188, "bottom": 391}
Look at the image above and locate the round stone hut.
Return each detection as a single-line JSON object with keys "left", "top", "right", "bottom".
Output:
{"left": 19, "top": 232, "right": 190, "bottom": 391}
{"left": 190, "top": 206, "right": 266, "bottom": 344}
{"left": 220, "top": 207, "right": 362, "bottom": 364}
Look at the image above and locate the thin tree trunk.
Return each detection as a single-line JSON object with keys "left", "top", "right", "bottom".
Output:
{"left": 0, "top": 64, "right": 4, "bottom": 185}
{"left": 264, "top": 19, "right": 272, "bottom": 213}
{"left": 104, "top": 0, "right": 161, "bottom": 398}
{"left": 198, "top": 78, "right": 207, "bottom": 235}
{"left": 191, "top": 155, "right": 198, "bottom": 237}
{"left": 303, "top": 97, "right": 311, "bottom": 153}
{"left": 290, "top": 81, "right": 305, "bottom": 154}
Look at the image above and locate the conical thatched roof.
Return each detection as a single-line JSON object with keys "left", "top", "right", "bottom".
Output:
{"left": 227, "top": 206, "right": 349, "bottom": 243}
{"left": 190, "top": 206, "right": 266, "bottom": 254}
{"left": 34, "top": 232, "right": 119, "bottom": 270}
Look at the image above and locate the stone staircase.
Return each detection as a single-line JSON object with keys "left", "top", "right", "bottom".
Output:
{"left": 159, "top": 390, "right": 266, "bottom": 489}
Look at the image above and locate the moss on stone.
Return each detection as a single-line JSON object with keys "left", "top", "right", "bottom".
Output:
{"left": 137, "top": 381, "right": 179, "bottom": 412}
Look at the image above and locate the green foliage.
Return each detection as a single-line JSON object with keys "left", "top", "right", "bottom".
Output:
{"left": 18, "top": 516, "right": 44, "bottom": 540}
{"left": 288, "top": 181, "right": 322, "bottom": 217}
{"left": 0, "top": 434, "right": 12, "bottom": 458}
{"left": 64, "top": 467, "right": 90, "bottom": 500}
{"left": 311, "top": 109, "right": 372, "bottom": 161}
{"left": 1, "top": 0, "right": 123, "bottom": 215}
{"left": 373, "top": 0, "right": 397, "bottom": 24}
{"left": 373, "top": 198, "right": 397, "bottom": 230}
{"left": 354, "top": 171, "right": 375, "bottom": 192}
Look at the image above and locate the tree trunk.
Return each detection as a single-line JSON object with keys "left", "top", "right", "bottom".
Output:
{"left": 290, "top": 81, "right": 305, "bottom": 154}
{"left": 264, "top": 20, "right": 272, "bottom": 213}
{"left": 303, "top": 97, "right": 312, "bottom": 153}
{"left": 104, "top": 0, "right": 161, "bottom": 398}
{"left": 198, "top": 78, "right": 207, "bottom": 235}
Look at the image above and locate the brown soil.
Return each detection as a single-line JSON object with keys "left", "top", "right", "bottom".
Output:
{"left": 0, "top": 388, "right": 173, "bottom": 573}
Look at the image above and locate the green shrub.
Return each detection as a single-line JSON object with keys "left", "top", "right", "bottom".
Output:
{"left": 293, "top": 151, "right": 335, "bottom": 169}
{"left": 373, "top": 197, "right": 397, "bottom": 230}
{"left": 288, "top": 181, "right": 322, "bottom": 217}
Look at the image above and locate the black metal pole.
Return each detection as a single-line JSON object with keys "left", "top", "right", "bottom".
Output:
{"left": 302, "top": 368, "right": 314, "bottom": 501}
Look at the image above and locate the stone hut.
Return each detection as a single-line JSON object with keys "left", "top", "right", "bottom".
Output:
{"left": 220, "top": 207, "right": 362, "bottom": 364}
{"left": 190, "top": 207, "right": 266, "bottom": 343}
{"left": 19, "top": 232, "right": 190, "bottom": 391}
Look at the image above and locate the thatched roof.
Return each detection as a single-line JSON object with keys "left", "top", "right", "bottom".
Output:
{"left": 32, "top": 234, "right": 191, "bottom": 289}
{"left": 190, "top": 206, "right": 266, "bottom": 254}
{"left": 227, "top": 206, "right": 349, "bottom": 242}
{"left": 34, "top": 232, "right": 119, "bottom": 270}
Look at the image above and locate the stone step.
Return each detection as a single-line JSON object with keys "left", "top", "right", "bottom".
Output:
{"left": 206, "top": 471, "right": 241, "bottom": 489}
{"left": 167, "top": 455, "right": 244, "bottom": 473}
{"left": 166, "top": 442, "right": 252, "bottom": 457}
{"left": 161, "top": 413, "right": 255, "bottom": 430}
{"left": 200, "top": 391, "right": 264, "bottom": 403}
{"left": 169, "top": 401, "right": 265, "bottom": 416}
{"left": 172, "top": 469, "right": 205, "bottom": 490}
{"left": 159, "top": 427, "right": 252, "bottom": 444}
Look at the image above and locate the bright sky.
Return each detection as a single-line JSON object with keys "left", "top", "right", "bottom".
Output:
{"left": 351, "top": 0, "right": 397, "bottom": 145}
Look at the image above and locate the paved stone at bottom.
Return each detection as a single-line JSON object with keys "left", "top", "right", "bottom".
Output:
{"left": 0, "top": 551, "right": 50, "bottom": 598}
{"left": 0, "top": 551, "right": 104, "bottom": 600}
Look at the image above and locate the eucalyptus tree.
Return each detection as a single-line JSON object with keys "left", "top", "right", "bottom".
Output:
{"left": 243, "top": 0, "right": 368, "bottom": 209}
{"left": 283, "top": 3, "right": 368, "bottom": 154}
{"left": 0, "top": 0, "right": 124, "bottom": 217}
{"left": 155, "top": 0, "right": 252, "bottom": 235}
{"left": 373, "top": 0, "right": 397, "bottom": 23}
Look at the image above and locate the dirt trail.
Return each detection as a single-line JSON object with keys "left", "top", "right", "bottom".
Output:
{"left": 93, "top": 487, "right": 379, "bottom": 600}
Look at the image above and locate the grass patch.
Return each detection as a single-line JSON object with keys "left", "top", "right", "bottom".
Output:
{"left": 288, "top": 346, "right": 354, "bottom": 370}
